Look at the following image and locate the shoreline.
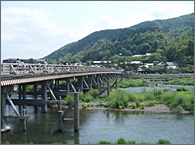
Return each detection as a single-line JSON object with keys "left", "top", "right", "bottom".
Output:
{"left": 51, "top": 104, "right": 194, "bottom": 114}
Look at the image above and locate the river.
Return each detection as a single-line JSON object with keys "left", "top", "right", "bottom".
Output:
{"left": 123, "top": 85, "right": 194, "bottom": 93}
{"left": 1, "top": 105, "right": 194, "bottom": 144}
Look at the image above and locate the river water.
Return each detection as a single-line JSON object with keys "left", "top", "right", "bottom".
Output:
{"left": 123, "top": 85, "right": 194, "bottom": 93}
{"left": 1, "top": 105, "right": 194, "bottom": 144}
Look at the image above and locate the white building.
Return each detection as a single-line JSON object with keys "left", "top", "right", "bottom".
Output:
{"left": 166, "top": 62, "right": 178, "bottom": 69}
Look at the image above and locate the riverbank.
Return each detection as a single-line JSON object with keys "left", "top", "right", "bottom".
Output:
{"left": 52, "top": 102, "right": 193, "bottom": 114}
{"left": 59, "top": 86, "right": 194, "bottom": 114}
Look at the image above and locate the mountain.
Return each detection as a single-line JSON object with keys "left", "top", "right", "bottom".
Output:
{"left": 44, "top": 13, "right": 194, "bottom": 66}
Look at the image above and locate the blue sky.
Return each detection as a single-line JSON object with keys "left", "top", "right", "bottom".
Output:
{"left": 1, "top": 1, "right": 194, "bottom": 61}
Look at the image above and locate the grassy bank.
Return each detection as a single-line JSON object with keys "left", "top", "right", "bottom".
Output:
{"left": 1, "top": 138, "right": 172, "bottom": 144}
{"left": 95, "top": 138, "right": 171, "bottom": 144}
{"left": 106, "top": 88, "right": 194, "bottom": 112}
{"left": 114, "top": 77, "right": 194, "bottom": 88}
{"left": 60, "top": 87, "right": 194, "bottom": 113}
{"left": 147, "top": 77, "right": 194, "bottom": 86}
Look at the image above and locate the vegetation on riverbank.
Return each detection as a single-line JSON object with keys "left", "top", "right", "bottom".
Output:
{"left": 62, "top": 87, "right": 194, "bottom": 113}
{"left": 1, "top": 138, "right": 172, "bottom": 144}
{"left": 95, "top": 138, "right": 172, "bottom": 144}
{"left": 116, "top": 78, "right": 148, "bottom": 88}
{"left": 107, "top": 77, "right": 194, "bottom": 89}
{"left": 148, "top": 77, "right": 194, "bottom": 86}
{"left": 106, "top": 88, "right": 194, "bottom": 112}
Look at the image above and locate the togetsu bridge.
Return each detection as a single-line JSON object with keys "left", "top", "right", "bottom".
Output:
{"left": 1, "top": 63, "right": 122, "bottom": 132}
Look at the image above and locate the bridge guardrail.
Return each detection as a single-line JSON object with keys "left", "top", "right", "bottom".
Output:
{"left": 1, "top": 63, "right": 121, "bottom": 75}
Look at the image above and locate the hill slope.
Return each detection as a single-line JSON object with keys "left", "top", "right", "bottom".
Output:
{"left": 45, "top": 13, "right": 194, "bottom": 65}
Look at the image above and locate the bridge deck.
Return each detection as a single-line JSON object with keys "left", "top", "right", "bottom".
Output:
{"left": 1, "top": 63, "right": 122, "bottom": 86}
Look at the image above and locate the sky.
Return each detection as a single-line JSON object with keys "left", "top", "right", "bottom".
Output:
{"left": 1, "top": 1, "right": 194, "bottom": 61}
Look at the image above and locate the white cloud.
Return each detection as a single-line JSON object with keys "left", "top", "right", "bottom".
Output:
{"left": 1, "top": 7, "right": 76, "bottom": 60}
{"left": 149, "top": 2, "right": 194, "bottom": 19}
{"left": 80, "top": 15, "right": 131, "bottom": 38}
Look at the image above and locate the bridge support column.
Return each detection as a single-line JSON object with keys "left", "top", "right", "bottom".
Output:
{"left": 19, "top": 85, "right": 22, "bottom": 99}
{"left": 22, "top": 84, "right": 26, "bottom": 109}
{"left": 107, "top": 81, "right": 110, "bottom": 96}
{"left": 74, "top": 93, "right": 79, "bottom": 132}
{"left": 66, "top": 79, "right": 70, "bottom": 94}
{"left": 42, "top": 82, "right": 48, "bottom": 113}
{"left": 78, "top": 77, "right": 84, "bottom": 92}
{"left": 1, "top": 92, "right": 6, "bottom": 130}
{"left": 96, "top": 75, "right": 99, "bottom": 89}
{"left": 115, "top": 79, "right": 118, "bottom": 88}
{"left": 89, "top": 76, "right": 93, "bottom": 89}
{"left": 18, "top": 84, "right": 22, "bottom": 113}
{"left": 33, "top": 84, "right": 38, "bottom": 112}
{"left": 1, "top": 87, "right": 11, "bottom": 132}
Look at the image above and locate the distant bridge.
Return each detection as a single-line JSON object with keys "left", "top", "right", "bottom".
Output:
{"left": 1, "top": 63, "right": 122, "bottom": 132}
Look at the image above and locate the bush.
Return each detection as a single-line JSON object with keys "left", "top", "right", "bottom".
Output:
{"left": 88, "top": 89, "right": 99, "bottom": 99}
{"left": 84, "top": 93, "right": 94, "bottom": 102}
{"left": 147, "top": 101, "right": 155, "bottom": 107}
{"left": 79, "top": 92, "right": 85, "bottom": 102}
{"left": 141, "top": 103, "right": 145, "bottom": 109}
{"left": 177, "top": 87, "right": 190, "bottom": 92}
{"left": 132, "top": 103, "right": 137, "bottom": 109}
{"left": 117, "top": 138, "right": 127, "bottom": 144}
{"left": 82, "top": 103, "right": 88, "bottom": 109}
{"left": 136, "top": 101, "right": 140, "bottom": 107}
{"left": 143, "top": 90, "right": 154, "bottom": 100}
{"left": 1, "top": 141, "right": 11, "bottom": 144}
{"left": 127, "top": 140, "right": 136, "bottom": 144}
{"left": 107, "top": 89, "right": 129, "bottom": 109}
{"left": 175, "top": 106, "right": 184, "bottom": 112}
{"left": 118, "top": 105, "right": 122, "bottom": 109}
{"left": 128, "top": 93, "right": 145, "bottom": 102}
{"left": 64, "top": 94, "right": 74, "bottom": 105}
{"left": 156, "top": 139, "right": 171, "bottom": 144}
{"left": 98, "top": 140, "right": 112, "bottom": 144}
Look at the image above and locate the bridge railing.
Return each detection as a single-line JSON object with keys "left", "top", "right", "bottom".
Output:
{"left": 1, "top": 63, "right": 121, "bottom": 75}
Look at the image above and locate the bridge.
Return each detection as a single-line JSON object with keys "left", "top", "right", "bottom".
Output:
{"left": 1, "top": 63, "right": 122, "bottom": 132}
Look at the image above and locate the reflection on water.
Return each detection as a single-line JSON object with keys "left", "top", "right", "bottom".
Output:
{"left": 1, "top": 106, "right": 194, "bottom": 144}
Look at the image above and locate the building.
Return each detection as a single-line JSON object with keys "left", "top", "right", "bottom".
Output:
{"left": 166, "top": 62, "right": 178, "bottom": 69}
{"left": 2, "top": 58, "right": 45, "bottom": 64}
{"left": 132, "top": 53, "right": 152, "bottom": 58}
{"left": 92, "top": 61, "right": 111, "bottom": 64}
{"left": 2, "top": 58, "right": 17, "bottom": 63}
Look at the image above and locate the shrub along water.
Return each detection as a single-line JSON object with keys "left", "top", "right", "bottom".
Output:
{"left": 63, "top": 87, "right": 194, "bottom": 112}
{"left": 106, "top": 88, "right": 194, "bottom": 112}
{"left": 96, "top": 138, "right": 171, "bottom": 144}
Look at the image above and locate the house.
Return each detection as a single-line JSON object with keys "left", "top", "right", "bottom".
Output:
{"left": 130, "top": 61, "right": 143, "bottom": 68}
{"left": 132, "top": 53, "right": 152, "bottom": 58}
{"left": 2, "top": 58, "right": 17, "bottom": 63}
{"left": 145, "top": 53, "right": 152, "bottom": 56}
{"left": 92, "top": 61, "right": 111, "bottom": 64}
{"left": 166, "top": 62, "right": 178, "bottom": 69}
{"left": 132, "top": 54, "right": 145, "bottom": 58}
{"left": 130, "top": 61, "right": 143, "bottom": 65}
{"left": 143, "top": 63, "right": 154, "bottom": 68}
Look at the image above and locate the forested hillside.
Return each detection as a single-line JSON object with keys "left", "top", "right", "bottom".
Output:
{"left": 45, "top": 13, "right": 194, "bottom": 68}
